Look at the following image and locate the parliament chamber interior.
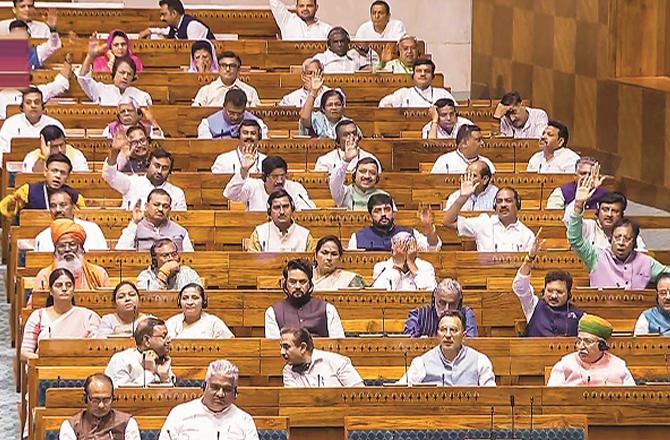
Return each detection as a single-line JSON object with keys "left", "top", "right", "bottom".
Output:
{"left": 1, "top": 0, "right": 670, "bottom": 439}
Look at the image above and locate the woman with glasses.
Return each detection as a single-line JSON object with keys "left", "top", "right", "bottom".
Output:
{"left": 634, "top": 274, "right": 670, "bottom": 336}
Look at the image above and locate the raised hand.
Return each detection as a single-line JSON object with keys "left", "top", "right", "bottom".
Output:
{"left": 391, "top": 240, "right": 407, "bottom": 269}
{"left": 39, "top": 135, "right": 51, "bottom": 159}
{"left": 459, "top": 171, "right": 478, "bottom": 198}
{"left": 239, "top": 143, "right": 258, "bottom": 171}
{"left": 353, "top": 43, "right": 369, "bottom": 57}
{"left": 380, "top": 43, "right": 395, "bottom": 64}
{"left": 575, "top": 173, "right": 594, "bottom": 206}
{"left": 429, "top": 105, "right": 439, "bottom": 123}
{"left": 342, "top": 133, "right": 359, "bottom": 162}
{"left": 406, "top": 238, "right": 418, "bottom": 263}
{"left": 131, "top": 199, "right": 144, "bottom": 224}
{"left": 528, "top": 227, "right": 545, "bottom": 260}
{"left": 589, "top": 162, "right": 611, "bottom": 190}
{"left": 155, "top": 356, "right": 172, "bottom": 382}
{"left": 87, "top": 34, "right": 107, "bottom": 58}
{"left": 46, "top": 8, "right": 57, "bottom": 31}
{"left": 111, "top": 130, "right": 128, "bottom": 153}
{"left": 417, "top": 203, "right": 434, "bottom": 229}
{"left": 308, "top": 70, "right": 324, "bottom": 95}
{"left": 59, "top": 53, "right": 73, "bottom": 78}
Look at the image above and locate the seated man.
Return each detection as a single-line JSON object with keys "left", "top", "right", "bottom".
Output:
{"left": 248, "top": 190, "right": 315, "bottom": 252}
{"left": 192, "top": 51, "right": 261, "bottom": 107}
{"left": 159, "top": 359, "right": 258, "bottom": 438}
{"left": 8, "top": 16, "right": 60, "bottom": 70}
{"left": 34, "top": 218, "right": 110, "bottom": 291}
{"left": 22, "top": 125, "right": 89, "bottom": 172}
{"left": 423, "top": 98, "right": 474, "bottom": 139}
{"left": 0, "top": 87, "right": 64, "bottom": 154}
{"left": 58, "top": 373, "right": 140, "bottom": 440}
{"left": 265, "top": 259, "right": 345, "bottom": 338}
{"left": 103, "top": 143, "right": 187, "bottom": 211}
{"left": 568, "top": 175, "right": 665, "bottom": 289}
{"left": 139, "top": 0, "right": 214, "bottom": 40}
{"left": 269, "top": 0, "right": 332, "bottom": 40}
{"left": 211, "top": 120, "right": 267, "bottom": 174}
{"left": 444, "top": 160, "right": 497, "bottom": 211}
{"left": 106, "top": 125, "right": 154, "bottom": 175}
{"left": 512, "top": 228, "right": 584, "bottom": 336}
{"left": 34, "top": 189, "right": 107, "bottom": 252}
{"left": 372, "top": 232, "right": 437, "bottom": 291}
{"left": 280, "top": 327, "right": 364, "bottom": 387}
{"left": 348, "top": 194, "right": 441, "bottom": 251}
{"left": 379, "top": 58, "right": 454, "bottom": 107}
{"left": 548, "top": 314, "right": 636, "bottom": 386}
{"left": 102, "top": 98, "right": 164, "bottom": 141}
{"left": 224, "top": 153, "right": 314, "bottom": 211}
{"left": 635, "top": 274, "right": 670, "bottom": 335}
{"left": 316, "top": 119, "right": 378, "bottom": 172}
{"left": 354, "top": 1, "right": 406, "bottom": 40}
{"left": 198, "top": 89, "right": 268, "bottom": 139}
{"left": 404, "top": 278, "right": 478, "bottom": 337}
{"left": 380, "top": 34, "right": 418, "bottom": 74}
{"left": 0, "top": 0, "right": 51, "bottom": 37}
{"left": 526, "top": 120, "right": 580, "bottom": 173}
{"left": 313, "top": 27, "right": 379, "bottom": 73}
{"left": 136, "top": 238, "right": 201, "bottom": 290}
{"left": 546, "top": 156, "right": 606, "bottom": 210}
{"left": 77, "top": 50, "right": 152, "bottom": 106}
{"left": 430, "top": 124, "right": 496, "bottom": 174}
{"left": 105, "top": 317, "right": 175, "bottom": 387}
{"left": 493, "top": 91, "right": 548, "bottom": 139}
{"left": 398, "top": 310, "right": 496, "bottom": 386}
{"left": 444, "top": 177, "right": 535, "bottom": 252}
{"left": 0, "top": 153, "right": 85, "bottom": 218}
{"left": 116, "top": 189, "right": 194, "bottom": 252}
{"left": 279, "top": 58, "right": 331, "bottom": 107}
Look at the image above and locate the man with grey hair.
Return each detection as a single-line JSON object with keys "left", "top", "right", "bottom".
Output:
{"left": 159, "top": 359, "right": 259, "bottom": 439}
{"left": 404, "top": 278, "right": 478, "bottom": 337}
{"left": 546, "top": 156, "right": 607, "bottom": 210}
{"left": 380, "top": 35, "right": 418, "bottom": 74}
{"left": 371, "top": 231, "right": 437, "bottom": 291}
{"left": 279, "top": 58, "right": 333, "bottom": 107}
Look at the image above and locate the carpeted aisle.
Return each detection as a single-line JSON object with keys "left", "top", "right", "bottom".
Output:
{"left": 0, "top": 265, "right": 20, "bottom": 437}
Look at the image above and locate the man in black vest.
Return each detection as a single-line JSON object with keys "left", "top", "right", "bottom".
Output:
{"left": 139, "top": 0, "right": 214, "bottom": 40}
{"left": 264, "top": 259, "right": 345, "bottom": 339}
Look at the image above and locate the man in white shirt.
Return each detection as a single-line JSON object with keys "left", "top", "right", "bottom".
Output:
{"left": 58, "top": 373, "right": 141, "bottom": 440}
{"left": 22, "top": 125, "right": 89, "bottom": 173}
{"left": 379, "top": 58, "right": 455, "bottom": 107}
{"left": 0, "top": 87, "right": 64, "bottom": 155}
{"left": 193, "top": 51, "right": 260, "bottom": 107}
{"left": 105, "top": 317, "right": 175, "bottom": 387}
{"left": 211, "top": 120, "right": 267, "bottom": 174}
{"left": 444, "top": 160, "right": 498, "bottom": 212}
{"left": 279, "top": 58, "right": 331, "bottom": 107}
{"left": 34, "top": 189, "right": 108, "bottom": 252}
{"left": 444, "top": 175, "right": 535, "bottom": 252}
{"left": 136, "top": 238, "right": 201, "bottom": 290}
{"left": 372, "top": 231, "right": 437, "bottom": 291}
{"left": 397, "top": 310, "right": 496, "bottom": 386}
{"left": 8, "top": 16, "right": 61, "bottom": 70}
{"left": 313, "top": 27, "right": 379, "bottom": 73}
{"left": 269, "top": 0, "right": 332, "bottom": 40}
{"left": 280, "top": 326, "right": 364, "bottom": 387}
{"left": 116, "top": 188, "right": 195, "bottom": 252}
{"left": 139, "top": 0, "right": 214, "bottom": 40}
{"left": 494, "top": 91, "right": 548, "bottom": 139}
{"left": 159, "top": 359, "right": 259, "bottom": 440}
{"left": 76, "top": 42, "right": 152, "bottom": 107}
{"left": 430, "top": 124, "right": 497, "bottom": 174}
{"left": 527, "top": 120, "right": 580, "bottom": 173}
{"left": 354, "top": 1, "right": 407, "bottom": 41}
{"left": 197, "top": 89, "right": 269, "bottom": 140}
{"left": 380, "top": 35, "right": 418, "bottom": 74}
{"left": 265, "top": 259, "right": 346, "bottom": 338}
{"left": 247, "top": 189, "right": 315, "bottom": 252}
{"left": 103, "top": 141, "right": 187, "bottom": 211}
{"left": 224, "top": 151, "right": 314, "bottom": 211}
{"left": 423, "top": 98, "right": 474, "bottom": 139}
{"left": 0, "top": 0, "right": 50, "bottom": 37}
{"left": 316, "top": 119, "right": 379, "bottom": 172}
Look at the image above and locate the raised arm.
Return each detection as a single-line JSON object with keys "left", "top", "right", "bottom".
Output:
{"left": 568, "top": 173, "right": 600, "bottom": 272}
{"left": 442, "top": 171, "right": 477, "bottom": 228}
{"left": 426, "top": 106, "right": 440, "bottom": 140}
{"left": 299, "top": 70, "right": 324, "bottom": 130}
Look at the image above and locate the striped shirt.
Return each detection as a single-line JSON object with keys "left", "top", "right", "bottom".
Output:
{"left": 404, "top": 305, "right": 478, "bottom": 337}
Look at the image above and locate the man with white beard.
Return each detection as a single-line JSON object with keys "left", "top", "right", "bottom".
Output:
{"left": 33, "top": 218, "right": 110, "bottom": 293}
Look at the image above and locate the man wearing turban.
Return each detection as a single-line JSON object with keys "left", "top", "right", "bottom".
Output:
{"left": 547, "top": 314, "right": 636, "bottom": 386}
{"left": 33, "top": 218, "right": 110, "bottom": 294}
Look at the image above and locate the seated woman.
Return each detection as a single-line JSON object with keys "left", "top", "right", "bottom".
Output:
{"left": 188, "top": 40, "right": 218, "bottom": 73}
{"left": 96, "top": 281, "right": 151, "bottom": 338}
{"left": 21, "top": 268, "right": 101, "bottom": 361}
{"left": 92, "top": 30, "right": 144, "bottom": 74}
{"left": 313, "top": 235, "right": 367, "bottom": 290}
{"left": 299, "top": 86, "right": 355, "bottom": 139}
{"left": 165, "top": 283, "right": 234, "bottom": 339}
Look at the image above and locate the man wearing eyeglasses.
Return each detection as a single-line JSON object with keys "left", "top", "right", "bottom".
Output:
{"left": 192, "top": 51, "right": 260, "bottom": 108}
{"left": 548, "top": 314, "right": 635, "bottom": 386}
{"left": 634, "top": 274, "right": 670, "bottom": 336}
{"left": 136, "top": 238, "right": 201, "bottom": 290}
{"left": 59, "top": 373, "right": 141, "bottom": 439}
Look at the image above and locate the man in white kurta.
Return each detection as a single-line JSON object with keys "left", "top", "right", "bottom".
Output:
{"left": 75, "top": 68, "right": 152, "bottom": 107}
{"left": 192, "top": 52, "right": 261, "bottom": 107}
{"left": 379, "top": 59, "right": 454, "bottom": 107}
{"left": 371, "top": 232, "right": 437, "bottom": 291}
{"left": 430, "top": 125, "right": 496, "bottom": 174}
{"left": 269, "top": 0, "right": 331, "bottom": 40}
{"left": 443, "top": 160, "right": 497, "bottom": 212}
{"left": 211, "top": 122, "right": 267, "bottom": 174}
{"left": 314, "top": 120, "right": 379, "bottom": 172}
{"left": 280, "top": 327, "right": 364, "bottom": 387}
{"left": 0, "top": 0, "right": 51, "bottom": 37}
{"left": 313, "top": 27, "right": 379, "bottom": 73}
{"left": 0, "top": 65, "right": 70, "bottom": 119}
{"left": 279, "top": 58, "right": 331, "bottom": 107}
{"left": 159, "top": 360, "right": 259, "bottom": 440}
{"left": 422, "top": 98, "right": 473, "bottom": 139}
{"left": 494, "top": 91, "right": 548, "bottom": 139}
{"left": 526, "top": 121, "right": 580, "bottom": 173}
{"left": 354, "top": 0, "right": 406, "bottom": 41}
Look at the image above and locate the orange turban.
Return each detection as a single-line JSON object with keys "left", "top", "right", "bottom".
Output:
{"left": 50, "top": 218, "right": 87, "bottom": 245}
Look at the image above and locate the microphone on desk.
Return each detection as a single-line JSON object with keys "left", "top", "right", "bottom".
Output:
{"left": 381, "top": 308, "right": 386, "bottom": 337}
{"left": 509, "top": 395, "right": 516, "bottom": 440}
{"left": 403, "top": 349, "right": 409, "bottom": 387}
{"left": 232, "top": 163, "right": 235, "bottom": 174}
{"left": 529, "top": 397, "right": 535, "bottom": 440}
{"left": 489, "top": 405, "right": 495, "bottom": 440}
{"left": 118, "top": 259, "right": 123, "bottom": 282}
{"left": 142, "top": 352, "right": 147, "bottom": 388}
{"left": 370, "top": 267, "right": 387, "bottom": 287}
{"left": 166, "top": 429, "right": 174, "bottom": 440}
{"left": 317, "top": 374, "right": 323, "bottom": 387}
{"left": 298, "top": 193, "right": 315, "bottom": 209}
{"left": 131, "top": 305, "right": 137, "bottom": 339}
{"left": 388, "top": 278, "right": 393, "bottom": 291}
{"left": 217, "top": 431, "right": 220, "bottom": 440}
